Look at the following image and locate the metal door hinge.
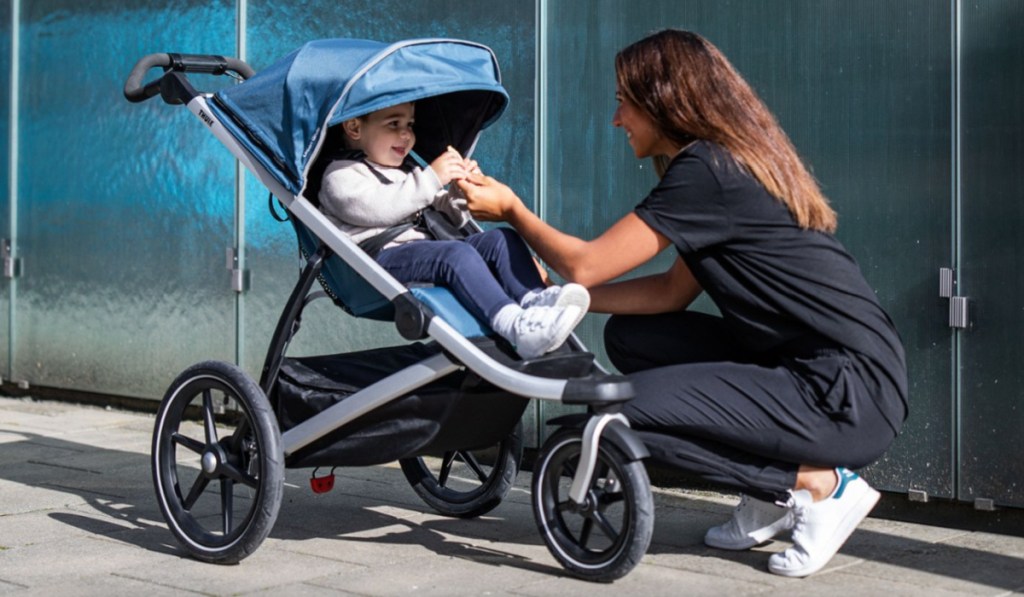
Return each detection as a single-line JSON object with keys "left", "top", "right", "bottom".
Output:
{"left": 226, "top": 247, "right": 250, "bottom": 293}
{"left": 974, "top": 497, "right": 996, "bottom": 511}
{"left": 939, "top": 267, "right": 970, "bottom": 330}
{"left": 2, "top": 239, "right": 21, "bottom": 279}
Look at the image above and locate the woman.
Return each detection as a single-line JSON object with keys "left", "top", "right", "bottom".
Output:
{"left": 457, "top": 29, "right": 908, "bottom": 577}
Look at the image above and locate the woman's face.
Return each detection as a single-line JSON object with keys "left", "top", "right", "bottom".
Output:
{"left": 612, "top": 90, "right": 676, "bottom": 159}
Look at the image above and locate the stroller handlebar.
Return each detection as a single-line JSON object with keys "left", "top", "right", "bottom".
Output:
{"left": 124, "top": 53, "right": 255, "bottom": 103}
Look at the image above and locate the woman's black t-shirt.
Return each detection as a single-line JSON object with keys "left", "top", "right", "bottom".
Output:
{"left": 634, "top": 141, "right": 908, "bottom": 430}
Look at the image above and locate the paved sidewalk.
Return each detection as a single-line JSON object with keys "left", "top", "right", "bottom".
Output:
{"left": 1, "top": 395, "right": 1022, "bottom": 596}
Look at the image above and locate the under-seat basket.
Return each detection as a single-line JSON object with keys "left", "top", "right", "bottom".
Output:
{"left": 274, "top": 342, "right": 529, "bottom": 469}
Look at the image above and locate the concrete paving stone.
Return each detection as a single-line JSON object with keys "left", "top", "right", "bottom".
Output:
{"left": 0, "top": 577, "right": 28, "bottom": 594}
{"left": 5, "top": 397, "right": 1024, "bottom": 596}
{"left": 755, "top": 566, "right": 1000, "bottom": 597}
{"left": 838, "top": 536, "right": 1024, "bottom": 594}
{"left": 0, "top": 478, "right": 95, "bottom": 517}
{"left": 393, "top": 503, "right": 543, "bottom": 544}
{"left": 244, "top": 581, "right": 359, "bottom": 596}
{"left": 0, "top": 457, "right": 153, "bottom": 514}
{"left": 514, "top": 558, "right": 772, "bottom": 597}
{"left": 307, "top": 549, "right": 558, "bottom": 597}
{"left": 0, "top": 534, "right": 174, "bottom": 588}
{"left": 0, "top": 500, "right": 158, "bottom": 549}
{"left": 0, "top": 399, "right": 145, "bottom": 434}
{"left": 647, "top": 499, "right": 728, "bottom": 550}
{"left": 0, "top": 434, "right": 89, "bottom": 465}
{"left": 113, "top": 540, "right": 367, "bottom": 596}
{"left": 5, "top": 573, "right": 196, "bottom": 597}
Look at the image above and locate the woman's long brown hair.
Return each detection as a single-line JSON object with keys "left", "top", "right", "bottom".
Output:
{"left": 616, "top": 30, "right": 837, "bottom": 232}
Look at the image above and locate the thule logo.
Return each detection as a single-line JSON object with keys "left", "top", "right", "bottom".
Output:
{"left": 198, "top": 109, "right": 214, "bottom": 127}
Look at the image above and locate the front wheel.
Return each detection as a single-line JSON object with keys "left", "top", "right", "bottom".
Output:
{"left": 151, "top": 360, "right": 283, "bottom": 564}
{"left": 532, "top": 428, "right": 653, "bottom": 582}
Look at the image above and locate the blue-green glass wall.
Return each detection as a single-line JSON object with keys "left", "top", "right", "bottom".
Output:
{"left": 2, "top": 0, "right": 1022, "bottom": 505}
{"left": 959, "top": 0, "right": 1024, "bottom": 507}
{"left": 0, "top": 0, "right": 10, "bottom": 379}
{"left": 15, "top": 0, "right": 238, "bottom": 397}
{"left": 541, "top": 0, "right": 954, "bottom": 496}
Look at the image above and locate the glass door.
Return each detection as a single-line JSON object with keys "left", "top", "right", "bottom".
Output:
{"left": 956, "top": 0, "right": 1024, "bottom": 508}
{"left": 12, "top": 0, "right": 239, "bottom": 399}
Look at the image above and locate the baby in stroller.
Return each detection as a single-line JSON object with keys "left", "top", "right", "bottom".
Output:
{"left": 318, "top": 100, "right": 590, "bottom": 358}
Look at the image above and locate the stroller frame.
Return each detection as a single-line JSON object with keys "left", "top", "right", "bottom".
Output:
{"left": 126, "top": 39, "right": 654, "bottom": 582}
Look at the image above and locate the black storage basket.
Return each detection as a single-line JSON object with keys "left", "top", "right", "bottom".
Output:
{"left": 274, "top": 342, "right": 529, "bottom": 468}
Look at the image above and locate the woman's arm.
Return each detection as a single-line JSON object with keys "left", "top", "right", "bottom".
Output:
{"left": 588, "top": 256, "right": 702, "bottom": 314}
{"left": 458, "top": 174, "right": 669, "bottom": 287}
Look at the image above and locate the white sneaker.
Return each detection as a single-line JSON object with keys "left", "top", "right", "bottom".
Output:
{"left": 768, "top": 468, "right": 880, "bottom": 577}
{"left": 511, "top": 305, "right": 583, "bottom": 359}
{"left": 704, "top": 495, "right": 793, "bottom": 550}
{"left": 521, "top": 283, "right": 591, "bottom": 311}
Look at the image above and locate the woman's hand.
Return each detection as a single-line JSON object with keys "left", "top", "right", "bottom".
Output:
{"left": 455, "top": 173, "right": 522, "bottom": 222}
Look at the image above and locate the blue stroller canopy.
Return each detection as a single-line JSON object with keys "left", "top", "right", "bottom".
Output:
{"left": 211, "top": 38, "right": 510, "bottom": 195}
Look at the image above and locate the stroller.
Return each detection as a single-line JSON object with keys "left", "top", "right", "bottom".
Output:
{"left": 124, "top": 38, "right": 653, "bottom": 582}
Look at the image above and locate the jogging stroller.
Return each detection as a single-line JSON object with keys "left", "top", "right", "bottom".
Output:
{"left": 124, "top": 38, "right": 653, "bottom": 582}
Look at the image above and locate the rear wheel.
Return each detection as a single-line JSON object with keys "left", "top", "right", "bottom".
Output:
{"left": 532, "top": 428, "right": 653, "bottom": 582}
{"left": 399, "top": 422, "right": 523, "bottom": 518}
{"left": 151, "top": 361, "right": 283, "bottom": 563}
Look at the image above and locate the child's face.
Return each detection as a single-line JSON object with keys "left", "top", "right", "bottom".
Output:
{"left": 343, "top": 102, "right": 416, "bottom": 167}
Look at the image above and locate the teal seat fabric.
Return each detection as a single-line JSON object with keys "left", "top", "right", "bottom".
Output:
{"left": 410, "top": 287, "right": 492, "bottom": 339}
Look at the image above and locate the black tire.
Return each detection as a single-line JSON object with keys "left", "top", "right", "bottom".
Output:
{"left": 152, "top": 360, "right": 283, "bottom": 564}
{"left": 399, "top": 422, "right": 523, "bottom": 518}
{"left": 532, "top": 428, "right": 653, "bottom": 582}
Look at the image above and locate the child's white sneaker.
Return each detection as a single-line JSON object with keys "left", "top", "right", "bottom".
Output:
{"left": 768, "top": 468, "right": 880, "bottom": 577}
{"left": 521, "top": 283, "right": 590, "bottom": 311}
{"left": 704, "top": 494, "right": 793, "bottom": 550}
{"left": 512, "top": 305, "right": 583, "bottom": 359}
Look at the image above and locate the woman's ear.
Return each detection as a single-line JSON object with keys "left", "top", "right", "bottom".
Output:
{"left": 342, "top": 118, "right": 361, "bottom": 141}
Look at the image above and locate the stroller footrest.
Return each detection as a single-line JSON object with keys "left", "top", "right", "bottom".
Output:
{"left": 408, "top": 286, "right": 492, "bottom": 339}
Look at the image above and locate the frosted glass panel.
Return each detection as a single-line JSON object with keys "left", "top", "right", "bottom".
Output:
{"left": 958, "top": 0, "right": 1024, "bottom": 507}
{"left": 15, "top": 0, "right": 238, "bottom": 398}
{"left": 0, "top": 0, "right": 10, "bottom": 379}
{"left": 542, "top": 1, "right": 953, "bottom": 494}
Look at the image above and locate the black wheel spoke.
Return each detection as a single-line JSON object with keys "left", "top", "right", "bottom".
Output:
{"left": 459, "top": 451, "right": 488, "bottom": 483}
{"left": 222, "top": 461, "right": 258, "bottom": 488}
{"left": 579, "top": 516, "right": 594, "bottom": 548}
{"left": 172, "top": 432, "right": 206, "bottom": 455}
{"left": 591, "top": 509, "right": 621, "bottom": 542}
{"left": 202, "top": 389, "right": 219, "bottom": 444}
{"left": 221, "top": 478, "right": 234, "bottom": 534}
{"left": 182, "top": 472, "right": 210, "bottom": 510}
{"left": 438, "top": 451, "right": 456, "bottom": 487}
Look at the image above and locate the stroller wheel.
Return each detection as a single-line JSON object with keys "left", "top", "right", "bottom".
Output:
{"left": 399, "top": 422, "right": 523, "bottom": 518}
{"left": 532, "top": 428, "right": 653, "bottom": 582}
{"left": 151, "top": 360, "right": 283, "bottom": 564}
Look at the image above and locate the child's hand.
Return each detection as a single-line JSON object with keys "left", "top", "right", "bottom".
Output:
{"left": 429, "top": 146, "right": 469, "bottom": 186}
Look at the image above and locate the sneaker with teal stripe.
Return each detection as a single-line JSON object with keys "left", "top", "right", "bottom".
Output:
{"left": 768, "top": 468, "right": 880, "bottom": 577}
